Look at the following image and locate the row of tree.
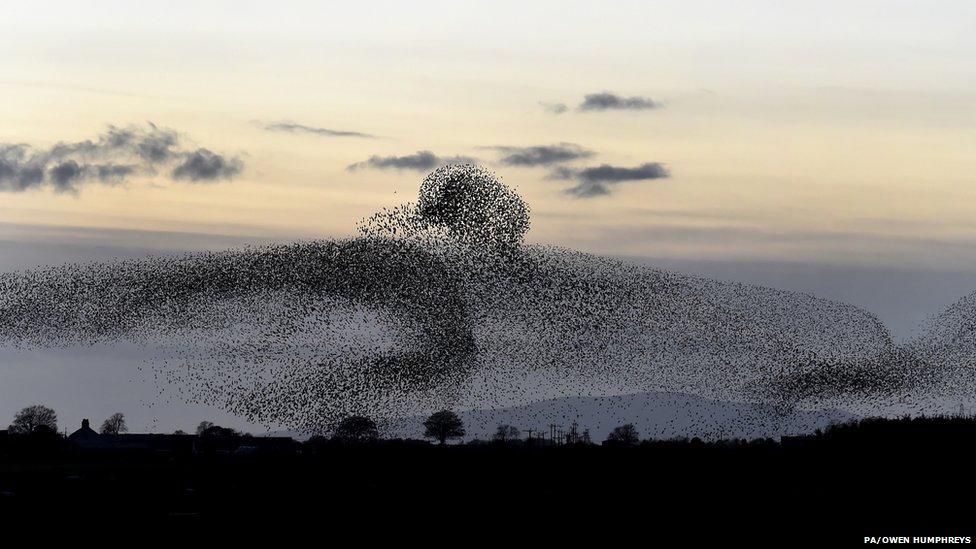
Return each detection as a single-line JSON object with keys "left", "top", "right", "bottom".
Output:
{"left": 6, "top": 404, "right": 641, "bottom": 446}
{"left": 6, "top": 405, "right": 128, "bottom": 436}
{"left": 328, "top": 413, "right": 640, "bottom": 446}
{"left": 4, "top": 404, "right": 269, "bottom": 440}
{"left": 3, "top": 405, "right": 469, "bottom": 444}
{"left": 327, "top": 410, "right": 466, "bottom": 445}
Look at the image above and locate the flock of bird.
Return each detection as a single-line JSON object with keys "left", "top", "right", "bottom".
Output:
{"left": 0, "top": 164, "right": 972, "bottom": 435}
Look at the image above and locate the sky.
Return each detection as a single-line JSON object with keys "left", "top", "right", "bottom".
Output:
{"left": 0, "top": 2, "right": 974, "bottom": 430}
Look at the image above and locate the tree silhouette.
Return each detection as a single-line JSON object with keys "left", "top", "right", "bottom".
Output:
{"left": 492, "top": 424, "right": 520, "bottom": 443}
{"left": 606, "top": 424, "right": 640, "bottom": 446}
{"left": 199, "top": 424, "right": 239, "bottom": 437}
{"left": 423, "top": 410, "right": 465, "bottom": 445}
{"left": 100, "top": 412, "right": 128, "bottom": 435}
{"left": 333, "top": 415, "right": 379, "bottom": 444}
{"left": 8, "top": 404, "right": 57, "bottom": 434}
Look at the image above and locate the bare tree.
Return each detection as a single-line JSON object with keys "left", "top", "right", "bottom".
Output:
{"left": 492, "top": 424, "right": 520, "bottom": 443}
{"left": 9, "top": 404, "right": 57, "bottom": 434}
{"left": 196, "top": 421, "right": 214, "bottom": 435}
{"left": 423, "top": 410, "right": 465, "bottom": 445}
{"left": 100, "top": 412, "right": 128, "bottom": 435}
{"left": 605, "top": 424, "right": 640, "bottom": 446}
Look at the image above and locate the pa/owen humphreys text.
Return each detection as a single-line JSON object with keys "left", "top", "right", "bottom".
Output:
{"left": 864, "top": 537, "right": 972, "bottom": 545}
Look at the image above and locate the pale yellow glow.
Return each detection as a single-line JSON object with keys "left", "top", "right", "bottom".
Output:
{"left": 0, "top": 1, "right": 973, "bottom": 269}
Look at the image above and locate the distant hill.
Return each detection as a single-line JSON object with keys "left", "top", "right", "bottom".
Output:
{"left": 386, "top": 391, "right": 855, "bottom": 442}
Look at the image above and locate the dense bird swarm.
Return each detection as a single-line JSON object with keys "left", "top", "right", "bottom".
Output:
{"left": 0, "top": 165, "right": 969, "bottom": 434}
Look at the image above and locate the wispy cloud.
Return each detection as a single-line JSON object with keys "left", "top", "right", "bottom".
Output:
{"left": 261, "top": 121, "right": 376, "bottom": 139}
{"left": 347, "top": 151, "right": 477, "bottom": 172}
{"left": 171, "top": 149, "right": 243, "bottom": 182}
{"left": 578, "top": 92, "right": 661, "bottom": 112}
{"left": 489, "top": 143, "right": 594, "bottom": 167}
{"left": 539, "top": 102, "right": 569, "bottom": 114}
{"left": 0, "top": 124, "right": 244, "bottom": 194}
{"left": 550, "top": 162, "right": 670, "bottom": 197}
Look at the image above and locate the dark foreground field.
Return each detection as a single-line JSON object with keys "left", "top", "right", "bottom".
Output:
{"left": 1, "top": 441, "right": 972, "bottom": 544}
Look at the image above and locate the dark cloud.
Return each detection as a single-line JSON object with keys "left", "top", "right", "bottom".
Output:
{"left": 94, "top": 164, "right": 137, "bottom": 183}
{"left": 48, "top": 160, "right": 85, "bottom": 193}
{"left": 539, "top": 102, "right": 569, "bottom": 114}
{"left": 550, "top": 162, "right": 670, "bottom": 198}
{"left": 42, "top": 124, "right": 179, "bottom": 163}
{"left": 134, "top": 127, "right": 180, "bottom": 162}
{"left": 171, "top": 149, "right": 243, "bottom": 182}
{"left": 0, "top": 124, "right": 243, "bottom": 193}
{"left": 490, "top": 143, "right": 593, "bottom": 167}
{"left": 578, "top": 92, "right": 661, "bottom": 112}
{"left": 347, "top": 151, "right": 477, "bottom": 172}
{"left": 262, "top": 122, "right": 376, "bottom": 139}
{"left": 0, "top": 145, "right": 45, "bottom": 192}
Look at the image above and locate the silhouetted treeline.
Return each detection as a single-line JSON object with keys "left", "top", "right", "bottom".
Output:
{"left": 7, "top": 413, "right": 976, "bottom": 460}
{"left": 784, "top": 414, "right": 976, "bottom": 450}
{"left": 3, "top": 413, "right": 976, "bottom": 539}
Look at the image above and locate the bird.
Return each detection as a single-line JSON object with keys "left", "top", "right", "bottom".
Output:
{"left": 0, "top": 163, "right": 961, "bottom": 441}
